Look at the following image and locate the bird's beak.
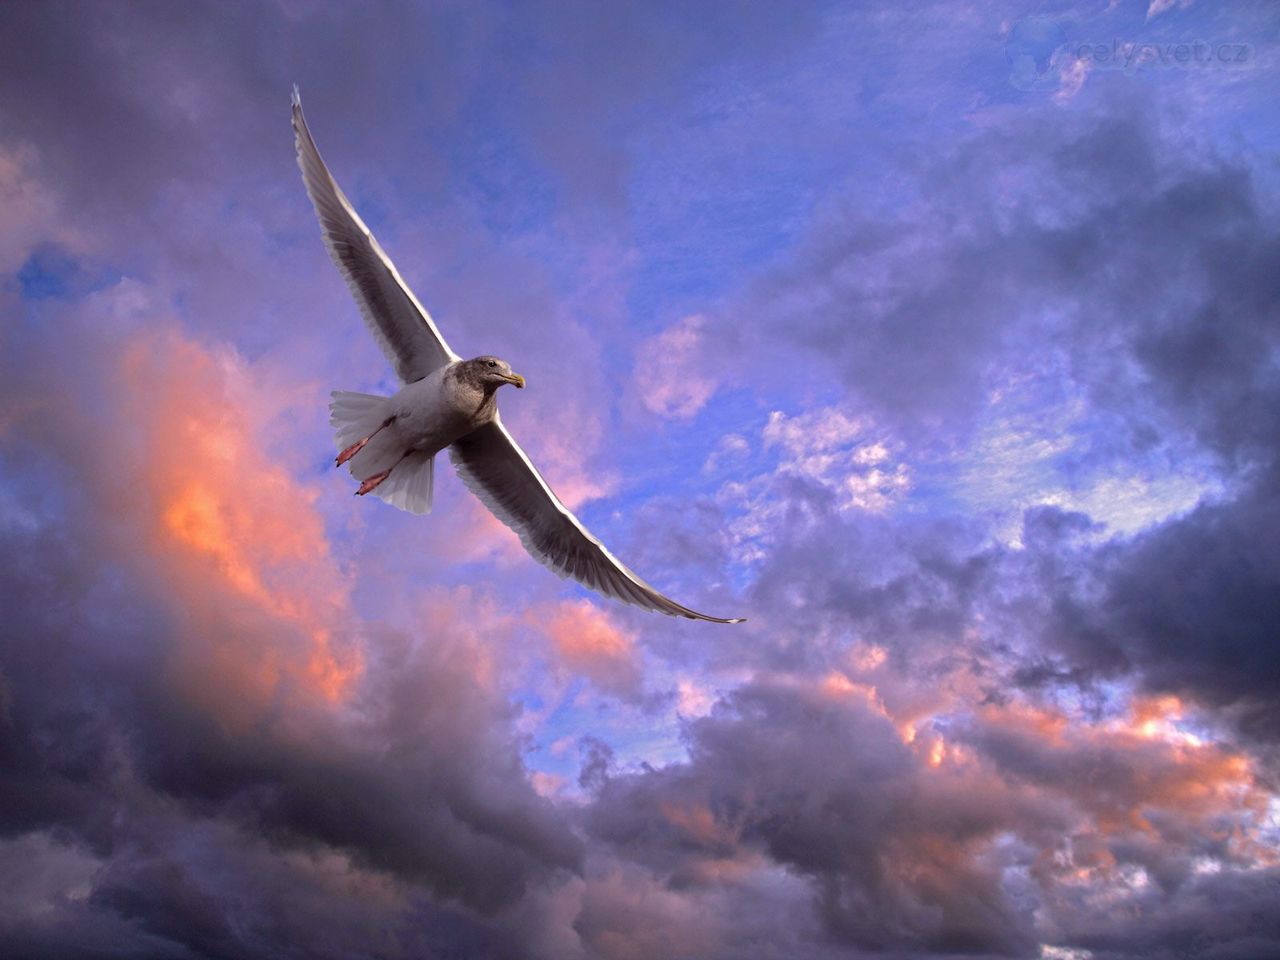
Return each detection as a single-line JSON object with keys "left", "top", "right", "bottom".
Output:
{"left": 503, "top": 373, "right": 526, "bottom": 389}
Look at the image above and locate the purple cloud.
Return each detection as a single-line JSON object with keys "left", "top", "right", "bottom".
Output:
{"left": 2, "top": 2, "right": 1278, "bottom": 959}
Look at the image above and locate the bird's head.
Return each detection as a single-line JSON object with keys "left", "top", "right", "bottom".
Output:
{"left": 466, "top": 355, "right": 525, "bottom": 391}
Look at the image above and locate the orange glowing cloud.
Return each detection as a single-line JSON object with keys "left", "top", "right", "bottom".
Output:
{"left": 820, "top": 670, "right": 889, "bottom": 716}
{"left": 655, "top": 800, "right": 765, "bottom": 884}
{"left": 542, "top": 599, "right": 641, "bottom": 698}
{"left": 978, "top": 698, "right": 1070, "bottom": 746}
{"left": 969, "top": 691, "right": 1273, "bottom": 873}
{"left": 819, "top": 667, "right": 958, "bottom": 760}
{"left": 114, "top": 328, "right": 361, "bottom": 723}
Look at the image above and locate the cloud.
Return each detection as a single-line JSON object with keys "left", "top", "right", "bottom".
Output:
{"left": 586, "top": 676, "right": 1039, "bottom": 954}
{"left": 0, "top": 310, "right": 582, "bottom": 954}
{"left": 1038, "top": 478, "right": 1280, "bottom": 742}
{"left": 114, "top": 327, "right": 359, "bottom": 714}
{"left": 3, "top": 1, "right": 1279, "bottom": 957}
{"left": 0, "top": 146, "right": 81, "bottom": 275}
{"left": 633, "top": 315, "right": 717, "bottom": 420}
{"left": 1147, "top": 0, "right": 1194, "bottom": 21}
{"left": 584, "top": 673, "right": 1277, "bottom": 957}
{"left": 572, "top": 863, "right": 719, "bottom": 960}
{"left": 543, "top": 600, "right": 643, "bottom": 700}
{"left": 762, "top": 407, "right": 911, "bottom": 513}
{"left": 710, "top": 92, "right": 1276, "bottom": 464}
{"left": 1054, "top": 53, "right": 1091, "bottom": 103}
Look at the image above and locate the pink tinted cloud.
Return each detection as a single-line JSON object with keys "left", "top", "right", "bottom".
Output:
{"left": 0, "top": 145, "right": 82, "bottom": 273}
{"left": 633, "top": 315, "right": 716, "bottom": 420}
{"left": 573, "top": 863, "right": 720, "bottom": 960}
{"left": 542, "top": 599, "right": 642, "bottom": 699}
{"left": 111, "top": 326, "right": 362, "bottom": 720}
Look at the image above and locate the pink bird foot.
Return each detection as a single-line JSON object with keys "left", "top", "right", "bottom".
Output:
{"left": 354, "top": 449, "right": 412, "bottom": 496}
{"left": 336, "top": 437, "right": 370, "bottom": 466}
{"left": 336, "top": 417, "right": 394, "bottom": 467}
{"left": 355, "top": 470, "right": 392, "bottom": 496}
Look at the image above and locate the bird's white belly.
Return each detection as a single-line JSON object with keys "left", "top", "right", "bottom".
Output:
{"left": 387, "top": 368, "right": 476, "bottom": 455}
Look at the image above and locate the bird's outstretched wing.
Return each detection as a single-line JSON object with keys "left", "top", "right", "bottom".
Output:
{"left": 292, "top": 87, "right": 460, "bottom": 383}
{"left": 450, "top": 420, "right": 744, "bottom": 623}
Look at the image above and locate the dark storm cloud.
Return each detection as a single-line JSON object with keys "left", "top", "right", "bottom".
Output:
{"left": 1051, "top": 865, "right": 1280, "bottom": 960}
{"left": 0, "top": 521, "right": 579, "bottom": 957}
{"left": 585, "top": 678, "right": 1045, "bottom": 956}
{"left": 1037, "top": 476, "right": 1280, "bottom": 741}
{"left": 703, "top": 79, "right": 1280, "bottom": 734}
{"left": 3, "top": 1, "right": 1279, "bottom": 958}
{"left": 630, "top": 462, "right": 1003, "bottom": 683}
{"left": 125, "top": 621, "right": 583, "bottom": 909}
{"left": 583, "top": 672, "right": 1279, "bottom": 959}
{"left": 717, "top": 90, "right": 1280, "bottom": 456}
{"left": 0, "top": 0, "right": 483, "bottom": 217}
{"left": 565, "top": 77, "right": 1280, "bottom": 957}
{"left": 0, "top": 312, "right": 579, "bottom": 958}
{"left": 957, "top": 110, "right": 1280, "bottom": 733}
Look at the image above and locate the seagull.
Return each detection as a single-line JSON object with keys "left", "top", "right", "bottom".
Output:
{"left": 292, "top": 88, "right": 743, "bottom": 624}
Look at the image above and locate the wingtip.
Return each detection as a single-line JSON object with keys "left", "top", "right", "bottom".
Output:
{"left": 291, "top": 83, "right": 301, "bottom": 109}
{"left": 683, "top": 611, "right": 747, "bottom": 624}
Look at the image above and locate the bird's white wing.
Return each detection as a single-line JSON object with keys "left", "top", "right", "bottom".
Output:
{"left": 292, "top": 87, "right": 460, "bottom": 383}
{"left": 450, "top": 419, "right": 744, "bottom": 623}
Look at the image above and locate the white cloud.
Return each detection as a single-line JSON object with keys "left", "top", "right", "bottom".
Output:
{"left": 763, "top": 407, "right": 911, "bottom": 513}
{"left": 953, "top": 374, "right": 1222, "bottom": 546}
{"left": 1146, "top": 0, "right": 1193, "bottom": 21}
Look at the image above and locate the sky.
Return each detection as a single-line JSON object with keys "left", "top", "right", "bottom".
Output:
{"left": 1, "top": 1, "right": 1278, "bottom": 958}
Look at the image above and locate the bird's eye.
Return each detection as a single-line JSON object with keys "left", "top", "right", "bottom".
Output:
{"left": 486, "top": 360, "right": 497, "bottom": 368}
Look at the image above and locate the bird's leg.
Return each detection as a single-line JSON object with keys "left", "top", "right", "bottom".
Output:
{"left": 336, "top": 417, "right": 395, "bottom": 467}
{"left": 355, "top": 449, "right": 412, "bottom": 497}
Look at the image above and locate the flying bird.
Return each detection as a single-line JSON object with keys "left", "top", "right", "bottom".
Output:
{"left": 292, "top": 88, "right": 743, "bottom": 624}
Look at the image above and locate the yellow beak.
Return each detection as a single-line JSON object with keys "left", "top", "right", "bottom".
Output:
{"left": 503, "top": 373, "right": 526, "bottom": 389}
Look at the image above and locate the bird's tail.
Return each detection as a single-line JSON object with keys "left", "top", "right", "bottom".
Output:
{"left": 329, "top": 390, "right": 434, "bottom": 514}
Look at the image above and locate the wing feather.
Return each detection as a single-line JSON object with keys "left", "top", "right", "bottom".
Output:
{"left": 292, "top": 87, "right": 459, "bottom": 383}
{"left": 450, "top": 420, "right": 743, "bottom": 623}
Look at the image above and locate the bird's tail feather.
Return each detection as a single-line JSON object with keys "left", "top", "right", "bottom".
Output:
{"left": 330, "top": 390, "right": 389, "bottom": 450}
{"left": 329, "top": 390, "right": 433, "bottom": 514}
{"left": 374, "top": 450, "right": 434, "bottom": 515}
